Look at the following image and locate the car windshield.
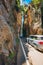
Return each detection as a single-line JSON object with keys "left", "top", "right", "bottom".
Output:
{"left": 37, "top": 37, "right": 43, "bottom": 40}
{"left": 41, "top": 37, "right": 43, "bottom": 40}
{"left": 29, "top": 36, "right": 34, "bottom": 38}
{"left": 29, "top": 36, "right": 37, "bottom": 39}
{"left": 29, "top": 36, "right": 43, "bottom": 40}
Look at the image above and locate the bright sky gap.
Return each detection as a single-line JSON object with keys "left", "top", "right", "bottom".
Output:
{"left": 20, "top": 0, "right": 32, "bottom": 5}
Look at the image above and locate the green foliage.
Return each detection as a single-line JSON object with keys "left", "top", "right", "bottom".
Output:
{"left": 23, "top": 5, "right": 28, "bottom": 13}
{"left": 20, "top": 5, "right": 24, "bottom": 11}
{"left": 32, "top": 0, "right": 40, "bottom": 5}
{"left": 9, "top": 52, "right": 15, "bottom": 59}
{"left": 32, "top": 0, "right": 43, "bottom": 5}
{"left": 16, "top": 0, "right": 28, "bottom": 13}
{"left": 32, "top": 0, "right": 43, "bottom": 9}
{"left": 20, "top": 5, "right": 28, "bottom": 14}
{"left": 16, "top": 0, "right": 20, "bottom": 8}
{"left": 16, "top": 37, "right": 20, "bottom": 44}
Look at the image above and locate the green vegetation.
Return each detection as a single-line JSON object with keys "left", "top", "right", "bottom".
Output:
{"left": 16, "top": 37, "right": 20, "bottom": 45}
{"left": 9, "top": 52, "right": 15, "bottom": 59}
{"left": 16, "top": 0, "right": 28, "bottom": 13}
{"left": 32, "top": 0, "right": 43, "bottom": 9}
{"left": 16, "top": 0, "right": 20, "bottom": 8}
{"left": 32, "top": 0, "right": 40, "bottom": 5}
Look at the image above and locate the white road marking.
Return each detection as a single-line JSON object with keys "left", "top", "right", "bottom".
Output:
{"left": 19, "top": 38, "right": 30, "bottom": 65}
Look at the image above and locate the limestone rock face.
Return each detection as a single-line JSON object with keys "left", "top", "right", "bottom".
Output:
{"left": 0, "top": 0, "right": 20, "bottom": 65}
{"left": 0, "top": 16, "right": 14, "bottom": 56}
{"left": 27, "top": 5, "right": 42, "bottom": 35}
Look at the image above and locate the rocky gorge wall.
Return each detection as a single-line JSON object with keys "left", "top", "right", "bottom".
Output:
{"left": 0, "top": 0, "right": 21, "bottom": 65}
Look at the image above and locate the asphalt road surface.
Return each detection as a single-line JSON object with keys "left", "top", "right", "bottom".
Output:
{"left": 17, "top": 37, "right": 43, "bottom": 65}
{"left": 17, "top": 37, "right": 30, "bottom": 65}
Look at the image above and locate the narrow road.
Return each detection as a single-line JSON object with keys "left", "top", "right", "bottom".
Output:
{"left": 17, "top": 40, "right": 26, "bottom": 65}
{"left": 17, "top": 37, "right": 30, "bottom": 65}
{"left": 17, "top": 37, "right": 43, "bottom": 65}
{"left": 21, "top": 38, "right": 43, "bottom": 65}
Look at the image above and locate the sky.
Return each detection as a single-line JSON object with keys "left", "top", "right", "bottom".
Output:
{"left": 20, "top": 0, "right": 32, "bottom": 5}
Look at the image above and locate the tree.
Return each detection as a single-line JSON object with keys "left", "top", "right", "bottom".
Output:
{"left": 32, "top": 0, "right": 40, "bottom": 5}
{"left": 16, "top": 0, "right": 20, "bottom": 8}
{"left": 32, "top": 0, "right": 43, "bottom": 9}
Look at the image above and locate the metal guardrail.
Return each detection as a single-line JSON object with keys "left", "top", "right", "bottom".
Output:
{"left": 19, "top": 38, "right": 30, "bottom": 65}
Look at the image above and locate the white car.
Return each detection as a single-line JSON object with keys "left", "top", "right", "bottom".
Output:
{"left": 27, "top": 35, "right": 43, "bottom": 51}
